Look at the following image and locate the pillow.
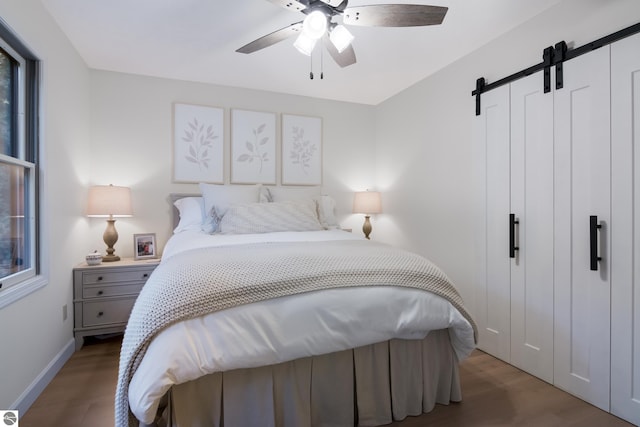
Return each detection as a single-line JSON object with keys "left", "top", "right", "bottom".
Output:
{"left": 173, "top": 197, "right": 207, "bottom": 233}
{"left": 260, "top": 186, "right": 321, "bottom": 202}
{"left": 219, "top": 200, "right": 324, "bottom": 234}
{"left": 316, "top": 194, "right": 338, "bottom": 229}
{"left": 260, "top": 186, "right": 338, "bottom": 229}
{"left": 199, "top": 183, "right": 262, "bottom": 233}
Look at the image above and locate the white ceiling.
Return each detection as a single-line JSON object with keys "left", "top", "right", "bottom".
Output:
{"left": 41, "top": 0, "right": 562, "bottom": 105}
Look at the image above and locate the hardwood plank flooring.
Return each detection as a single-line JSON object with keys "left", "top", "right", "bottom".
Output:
{"left": 20, "top": 335, "right": 121, "bottom": 427}
{"left": 20, "top": 336, "right": 634, "bottom": 427}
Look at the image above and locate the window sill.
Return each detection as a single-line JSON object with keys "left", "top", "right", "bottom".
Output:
{"left": 0, "top": 275, "right": 48, "bottom": 309}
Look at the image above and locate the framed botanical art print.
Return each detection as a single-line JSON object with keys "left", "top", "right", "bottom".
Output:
{"left": 281, "top": 114, "right": 322, "bottom": 185}
{"left": 173, "top": 103, "right": 224, "bottom": 183}
{"left": 230, "top": 109, "right": 277, "bottom": 184}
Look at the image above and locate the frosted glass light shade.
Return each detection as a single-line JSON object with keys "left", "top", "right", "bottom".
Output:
{"left": 303, "top": 10, "right": 328, "bottom": 40}
{"left": 294, "top": 32, "right": 318, "bottom": 56}
{"left": 87, "top": 185, "right": 133, "bottom": 217}
{"left": 330, "top": 25, "right": 354, "bottom": 53}
{"left": 353, "top": 191, "right": 382, "bottom": 214}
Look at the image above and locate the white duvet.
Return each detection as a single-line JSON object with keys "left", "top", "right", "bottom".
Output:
{"left": 128, "top": 230, "right": 476, "bottom": 424}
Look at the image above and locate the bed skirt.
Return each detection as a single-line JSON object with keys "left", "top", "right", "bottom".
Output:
{"left": 145, "top": 329, "right": 461, "bottom": 427}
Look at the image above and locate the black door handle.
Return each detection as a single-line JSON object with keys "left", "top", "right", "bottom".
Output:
{"left": 590, "top": 215, "right": 602, "bottom": 271}
{"left": 510, "top": 214, "right": 519, "bottom": 259}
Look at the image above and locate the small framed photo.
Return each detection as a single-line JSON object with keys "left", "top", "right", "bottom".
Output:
{"left": 134, "top": 233, "right": 157, "bottom": 260}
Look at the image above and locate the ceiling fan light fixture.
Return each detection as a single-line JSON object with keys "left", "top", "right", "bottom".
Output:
{"left": 329, "top": 24, "right": 354, "bottom": 53}
{"left": 294, "top": 32, "right": 317, "bottom": 56}
{"left": 302, "top": 10, "right": 328, "bottom": 40}
{"left": 237, "top": 2, "right": 448, "bottom": 69}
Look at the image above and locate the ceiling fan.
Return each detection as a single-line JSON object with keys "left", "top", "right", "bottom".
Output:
{"left": 236, "top": 0, "right": 448, "bottom": 68}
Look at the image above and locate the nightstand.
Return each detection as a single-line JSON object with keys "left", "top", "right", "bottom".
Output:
{"left": 73, "top": 258, "right": 159, "bottom": 350}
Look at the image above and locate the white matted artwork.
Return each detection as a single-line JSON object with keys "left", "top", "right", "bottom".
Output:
{"left": 282, "top": 114, "right": 322, "bottom": 185}
{"left": 231, "top": 109, "right": 276, "bottom": 184}
{"left": 173, "top": 103, "right": 224, "bottom": 183}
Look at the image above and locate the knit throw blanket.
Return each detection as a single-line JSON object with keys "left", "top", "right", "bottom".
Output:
{"left": 115, "top": 239, "right": 478, "bottom": 426}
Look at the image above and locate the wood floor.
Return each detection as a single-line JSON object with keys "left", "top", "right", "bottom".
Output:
{"left": 20, "top": 335, "right": 634, "bottom": 427}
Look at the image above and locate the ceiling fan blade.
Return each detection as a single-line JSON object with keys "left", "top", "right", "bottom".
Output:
{"left": 236, "top": 22, "right": 303, "bottom": 54}
{"left": 323, "top": 35, "right": 356, "bottom": 68}
{"left": 318, "top": 0, "right": 345, "bottom": 7}
{"left": 343, "top": 4, "right": 448, "bottom": 27}
{"left": 265, "top": 0, "right": 307, "bottom": 12}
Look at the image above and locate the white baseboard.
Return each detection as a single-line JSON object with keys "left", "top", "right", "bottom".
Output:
{"left": 11, "top": 338, "right": 75, "bottom": 414}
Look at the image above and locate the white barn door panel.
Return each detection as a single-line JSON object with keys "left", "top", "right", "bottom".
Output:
{"left": 473, "top": 29, "right": 639, "bottom": 425}
{"left": 509, "top": 71, "right": 554, "bottom": 384}
{"left": 553, "top": 46, "right": 611, "bottom": 412}
{"left": 610, "top": 32, "right": 640, "bottom": 426}
{"left": 473, "top": 85, "right": 511, "bottom": 363}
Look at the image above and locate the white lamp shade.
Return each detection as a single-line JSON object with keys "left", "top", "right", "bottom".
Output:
{"left": 294, "top": 32, "right": 318, "bottom": 56}
{"left": 353, "top": 191, "right": 382, "bottom": 214}
{"left": 87, "top": 185, "right": 133, "bottom": 217}
{"left": 330, "top": 25, "right": 354, "bottom": 53}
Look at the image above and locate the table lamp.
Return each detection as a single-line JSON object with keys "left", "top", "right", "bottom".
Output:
{"left": 353, "top": 191, "right": 382, "bottom": 239}
{"left": 87, "top": 184, "right": 132, "bottom": 262}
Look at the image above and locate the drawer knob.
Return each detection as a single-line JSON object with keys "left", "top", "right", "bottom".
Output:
{"left": 97, "top": 276, "right": 103, "bottom": 281}
{"left": 142, "top": 273, "right": 149, "bottom": 278}
{"left": 97, "top": 290, "right": 104, "bottom": 296}
{"left": 97, "top": 311, "right": 104, "bottom": 317}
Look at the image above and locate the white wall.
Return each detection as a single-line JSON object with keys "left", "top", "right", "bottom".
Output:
{"left": 0, "top": 0, "right": 91, "bottom": 410}
{"left": 88, "top": 71, "right": 376, "bottom": 255}
{"left": 374, "top": 0, "right": 640, "bottom": 315}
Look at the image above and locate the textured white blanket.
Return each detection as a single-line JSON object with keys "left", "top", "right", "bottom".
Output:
{"left": 115, "top": 239, "right": 477, "bottom": 426}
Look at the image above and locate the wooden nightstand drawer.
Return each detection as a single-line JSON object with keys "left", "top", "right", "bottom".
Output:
{"left": 82, "top": 283, "right": 145, "bottom": 299}
{"left": 82, "top": 269, "right": 152, "bottom": 285}
{"left": 73, "top": 258, "right": 159, "bottom": 350}
{"left": 82, "top": 297, "right": 137, "bottom": 327}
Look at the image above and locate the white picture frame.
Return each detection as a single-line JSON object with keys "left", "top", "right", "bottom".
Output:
{"left": 133, "top": 233, "right": 157, "bottom": 260}
{"left": 230, "top": 109, "right": 277, "bottom": 184}
{"left": 281, "top": 114, "right": 322, "bottom": 185}
{"left": 173, "top": 103, "right": 224, "bottom": 183}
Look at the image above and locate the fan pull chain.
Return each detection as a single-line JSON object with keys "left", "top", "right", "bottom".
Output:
{"left": 320, "top": 43, "right": 324, "bottom": 79}
{"left": 308, "top": 45, "right": 324, "bottom": 80}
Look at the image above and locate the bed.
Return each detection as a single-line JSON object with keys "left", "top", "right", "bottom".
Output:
{"left": 115, "top": 184, "right": 477, "bottom": 427}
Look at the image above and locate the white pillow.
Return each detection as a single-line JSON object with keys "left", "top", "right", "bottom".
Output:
{"left": 260, "top": 186, "right": 338, "bottom": 229}
{"left": 199, "top": 183, "right": 262, "bottom": 233}
{"left": 261, "top": 186, "right": 321, "bottom": 202}
{"left": 173, "top": 197, "right": 207, "bottom": 233}
{"left": 316, "top": 194, "right": 338, "bottom": 229}
{"left": 219, "top": 200, "right": 324, "bottom": 234}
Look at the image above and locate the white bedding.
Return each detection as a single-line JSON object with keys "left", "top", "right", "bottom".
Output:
{"left": 128, "top": 230, "right": 476, "bottom": 424}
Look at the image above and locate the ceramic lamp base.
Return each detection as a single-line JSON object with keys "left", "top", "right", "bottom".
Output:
{"left": 362, "top": 215, "right": 372, "bottom": 240}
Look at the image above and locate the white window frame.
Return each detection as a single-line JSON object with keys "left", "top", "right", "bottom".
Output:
{"left": 0, "top": 19, "right": 46, "bottom": 308}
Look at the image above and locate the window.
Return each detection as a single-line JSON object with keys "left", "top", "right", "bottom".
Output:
{"left": 0, "top": 21, "right": 41, "bottom": 304}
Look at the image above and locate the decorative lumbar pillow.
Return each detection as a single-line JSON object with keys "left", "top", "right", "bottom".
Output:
{"left": 199, "top": 183, "right": 262, "bottom": 233}
{"left": 219, "top": 200, "right": 324, "bottom": 234}
{"left": 173, "top": 197, "right": 206, "bottom": 233}
{"left": 259, "top": 186, "right": 339, "bottom": 229}
{"left": 261, "top": 186, "right": 322, "bottom": 202}
{"left": 261, "top": 186, "right": 321, "bottom": 203}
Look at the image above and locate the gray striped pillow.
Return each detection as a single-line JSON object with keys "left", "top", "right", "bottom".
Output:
{"left": 219, "top": 200, "right": 324, "bottom": 234}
